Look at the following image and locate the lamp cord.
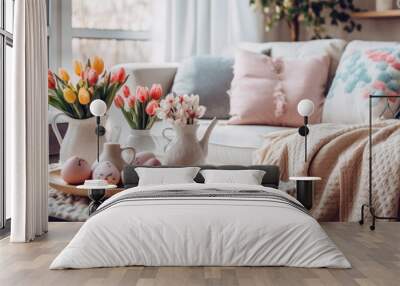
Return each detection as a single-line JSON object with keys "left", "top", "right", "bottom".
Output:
{"left": 96, "top": 116, "right": 100, "bottom": 162}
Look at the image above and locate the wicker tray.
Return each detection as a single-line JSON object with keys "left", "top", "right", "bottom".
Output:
{"left": 49, "top": 168, "right": 124, "bottom": 198}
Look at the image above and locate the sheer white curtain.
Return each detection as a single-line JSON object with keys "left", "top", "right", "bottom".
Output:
{"left": 8, "top": 0, "right": 48, "bottom": 242}
{"left": 152, "top": 0, "right": 264, "bottom": 62}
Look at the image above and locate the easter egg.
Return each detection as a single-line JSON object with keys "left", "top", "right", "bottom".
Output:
{"left": 134, "top": 152, "right": 156, "bottom": 166}
{"left": 92, "top": 161, "right": 121, "bottom": 185}
{"left": 61, "top": 156, "right": 92, "bottom": 185}
{"left": 143, "top": 157, "right": 161, "bottom": 166}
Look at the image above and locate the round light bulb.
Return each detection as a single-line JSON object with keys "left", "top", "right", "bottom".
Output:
{"left": 297, "top": 99, "right": 315, "bottom": 117}
{"left": 90, "top": 99, "right": 107, "bottom": 117}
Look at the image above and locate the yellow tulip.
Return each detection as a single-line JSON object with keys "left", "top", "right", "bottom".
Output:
{"left": 63, "top": 88, "right": 77, "bottom": 104}
{"left": 58, "top": 68, "right": 70, "bottom": 82}
{"left": 90, "top": 56, "right": 104, "bottom": 76}
{"left": 73, "top": 60, "right": 83, "bottom": 77}
{"left": 78, "top": 87, "right": 91, "bottom": 105}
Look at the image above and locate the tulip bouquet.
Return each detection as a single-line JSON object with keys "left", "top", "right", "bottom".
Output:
{"left": 156, "top": 93, "right": 206, "bottom": 125}
{"left": 114, "top": 84, "right": 163, "bottom": 130}
{"left": 48, "top": 56, "right": 128, "bottom": 119}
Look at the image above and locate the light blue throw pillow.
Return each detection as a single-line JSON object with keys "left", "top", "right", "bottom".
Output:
{"left": 172, "top": 56, "right": 234, "bottom": 119}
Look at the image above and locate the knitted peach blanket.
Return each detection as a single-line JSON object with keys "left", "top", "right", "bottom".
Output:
{"left": 254, "top": 120, "right": 400, "bottom": 222}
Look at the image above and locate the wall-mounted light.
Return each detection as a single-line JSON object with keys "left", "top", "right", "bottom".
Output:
{"left": 90, "top": 99, "right": 107, "bottom": 162}
{"left": 297, "top": 99, "right": 314, "bottom": 162}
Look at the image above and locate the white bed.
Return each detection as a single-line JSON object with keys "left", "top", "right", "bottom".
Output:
{"left": 50, "top": 183, "right": 350, "bottom": 269}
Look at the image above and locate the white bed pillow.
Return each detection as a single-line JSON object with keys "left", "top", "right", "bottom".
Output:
{"left": 135, "top": 167, "right": 200, "bottom": 186}
{"left": 200, "top": 169, "right": 265, "bottom": 185}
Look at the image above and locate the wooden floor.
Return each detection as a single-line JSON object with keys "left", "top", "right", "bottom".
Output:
{"left": 0, "top": 222, "right": 399, "bottom": 286}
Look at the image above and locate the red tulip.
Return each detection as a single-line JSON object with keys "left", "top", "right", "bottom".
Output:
{"left": 145, "top": 100, "right": 159, "bottom": 116}
{"left": 136, "top": 86, "right": 149, "bottom": 103}
{"left": 114, "top": 94, "right": 124, "bottom": 109}
{"left": 48, "top": 70, "right": 56, "bottom": 89}
{"left": 110, "top": 73, "right": 118, "bottom": 84}
{"left": 127, "top": 96, "right": 136, "bottom": 108}
{"left": 149, "top": 84, "right": 163, "bottom": 100}
{"left": 123, "top": 85, "right": 131, "bottom": 98}
{"left": 87, "top": 68, "right": 98, "bottom": 86}
{"left": 116, "top": 67, "right": 126, "bottom": 83}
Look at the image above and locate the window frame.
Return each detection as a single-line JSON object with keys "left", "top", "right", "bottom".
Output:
{"left": 58, "top": 0, "right": 151, "bottom": 71}
{"left": 0, "top": 0, "right": 14, "bottom": 231}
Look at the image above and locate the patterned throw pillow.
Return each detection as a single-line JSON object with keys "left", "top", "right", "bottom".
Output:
{"left": 322, "top": 43, "right": 400, "bottom": 124}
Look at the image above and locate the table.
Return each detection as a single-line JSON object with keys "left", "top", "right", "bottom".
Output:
{"left": 289, "top": 176, "right": 321, "bottom": 210}
{"left": 77, "top": 184, "right": 117, "bottom": 215}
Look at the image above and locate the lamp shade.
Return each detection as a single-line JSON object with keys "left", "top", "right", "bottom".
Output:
{"left": 297, "top": 99, "right": 315, "bottom": 117}
{"left": 90, "top": 99, "right": 107, "bottom": 117}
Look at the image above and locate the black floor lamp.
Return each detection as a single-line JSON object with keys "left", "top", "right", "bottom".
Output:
{"left": 359, "top": 95, "right": 400, "bottom": 230}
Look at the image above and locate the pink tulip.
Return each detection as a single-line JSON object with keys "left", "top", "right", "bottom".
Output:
{"left": 110, "top": 73, "right": 119, "bottom": 84}
{"left": 145, "top": 100, "right": 159, "bottom": 116}
{"left": 123, "top": 85, "right": 131, "bottom": 98}
{"left": 149, "top": 84, "right": 163, "bottom": 100}
{"left": 110, "top": 67, "right": 127, "bottom": 84}
{"left": 136, "top": 86, "right": 149, "bottom": 103}
{"left": 116, "top": 67, "right": 126, "bottom": 83}
{"left": 87, "top": 68, "right": 98, "bottom": 86}
{"left": 127, "top": 96, "right": 136, "bottom": 108}
{"left": 114, "top": 94, "right": 124, "bottom": 109}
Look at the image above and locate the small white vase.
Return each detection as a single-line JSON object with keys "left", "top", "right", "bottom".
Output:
{"left": 376, "top": 0, "right": 393, "bottom": 11}
{"left": 125, "top": 129, "right": 156, "bottom": 152}
{"left": 52, "top": 114, "right": 104, "bottom": 164}
{"left": 97, "top": 143, "right": 136, "bottom": 171}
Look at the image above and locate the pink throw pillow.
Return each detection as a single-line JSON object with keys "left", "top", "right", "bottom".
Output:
{"left": 228, "top": 50, "right": 330, "bottom": 127}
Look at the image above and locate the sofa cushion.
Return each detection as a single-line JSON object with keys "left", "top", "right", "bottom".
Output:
{"left": 228, "top": 49, "right": 330, "bottom": 127}
{"left": 322, "top": 41, "right": 400, "bottom": 124}
{"left": 171, "top": 56, "right": 234, "bottom": 119}
{"left": 239, "top": 39, "right": 347, "bottom": 85}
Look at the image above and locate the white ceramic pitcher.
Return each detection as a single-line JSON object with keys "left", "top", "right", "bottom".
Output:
{"left": 52, "top": 113, "right": 105, "bottom": 164}
{"left": 162, "top": 118, "right": 218, "bottom": 165}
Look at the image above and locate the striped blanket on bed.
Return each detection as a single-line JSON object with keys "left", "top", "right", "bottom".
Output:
{"left": 92, "top": 188, "right": 309, "bottom": 217}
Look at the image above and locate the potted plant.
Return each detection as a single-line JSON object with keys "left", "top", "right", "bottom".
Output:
{"left": 113, "top": 84, "right": 163, "bottom": 152}
{"left": 250, "top": 0, "right": 362, "bottom": 41}
{"left": 48, "top": 56, "right": 128, "bottom": 164}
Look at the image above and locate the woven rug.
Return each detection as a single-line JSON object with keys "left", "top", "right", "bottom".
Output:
{"left": 48, "top": 187, "right": 89, "bottom": 221}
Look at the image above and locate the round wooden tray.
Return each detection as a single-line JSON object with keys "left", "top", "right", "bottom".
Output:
{"left": 49, "top": 168, "right": 124, "bottom": 198}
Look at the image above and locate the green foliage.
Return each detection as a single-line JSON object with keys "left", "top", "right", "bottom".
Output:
{"left": 250, "top": 0, "right": 362, "bottom": 40}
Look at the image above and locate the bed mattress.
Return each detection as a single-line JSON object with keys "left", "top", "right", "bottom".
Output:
{"left": 50, "top": 183, "right": 350, "bottom": 269}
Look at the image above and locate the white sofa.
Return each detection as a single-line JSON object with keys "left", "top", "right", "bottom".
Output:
{"left": 106, "top": 39, "right": 398, "bottom": 165}
{"left": 105, "top": 63, "right": 295, "bottom": 165}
